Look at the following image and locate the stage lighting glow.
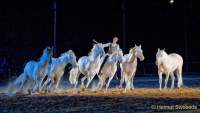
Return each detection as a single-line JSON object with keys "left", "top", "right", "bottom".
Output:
{"left": 169, "top": 0, "right": 174, "bottom": 4}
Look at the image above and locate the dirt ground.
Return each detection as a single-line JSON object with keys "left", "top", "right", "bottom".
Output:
{"left": 0, "top": 88, "right": 200, "bottom": 113}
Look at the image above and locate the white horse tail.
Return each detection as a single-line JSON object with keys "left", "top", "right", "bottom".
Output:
{"left": 179, "top": 69, "right": 183, "bottom": 87}
{"left": 69, "top": 67, "right": 79, "bottom": 86}
{"left": 179, "top": 74, "right": 183, "bottom": 86}
{"left": 14, "top": 73, "right": 26, "bottom": 86}
{"left": 177, "top": 66, "right": 183, "bottom": 88}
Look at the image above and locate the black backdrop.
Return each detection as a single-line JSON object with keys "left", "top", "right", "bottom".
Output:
{"left": 0, "top": 0, "right": 199, "bottom": 78}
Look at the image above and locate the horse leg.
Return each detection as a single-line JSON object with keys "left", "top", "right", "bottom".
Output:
{"left": 29, "top": 71, "right": 40, "bottom": 94}
{"left": 31, "top": 80, "right": 39, "bottom": 94}
{"left": 35, "top": 79, "right": 42, "bottom": 93}
{"left": 100, "top": 76, "right": 106, "bottom": 90}
{"left": 86, "top": 74, "right": 95, "bottom": 88}
{"left": 42, "top": 76, "right": 51, "bottom": 90}
{"left": 47, "top": 76, "right": 55, "bottom": 92}
{"left": 124, "top": 74, "right": 131, "bottom": 92}
{"left": 101, "top": 77, "right": 106, "bottom": 89}
{"left": 170, "top": 72, "right": 175, "bottom": 89}
{"left": 119, "top": 72, "right": 125, "bottom": 88}
{"left": 28, "top": 81, "right": 35, "bottom": 95}
{"left": 74, "top": 71, "right": 80, "bottom": 88}
{"left": 119, "top": 68, "right": 124, "bottom": 88}
{"left": 97, "top": 75, "right": 102, "bottom": 89}
{"left": 55, "top": 76, "right": 61, "bottom": 90}
{"left": 158, "top": 71, "right": 163, "bottom": 90}
{"left": 127, "top": 77, "right": 132, "bottom": 90}
{"left": 19, "top": 73, "right": 27, "bottom": 92}
{"left": 38, "top": 78, "right": 45, "bottom": 93}
{"left": 81, "top": 76, "right": 87, "bottom": 87}
{"left": 131, "top": 73, "right": 136, "bottom": 90}
{"left": 74, "top": 80, "right": 78, "bottom": 89}
{"left": 106, "top": 74, "right": 114, "bottom": 91}
{"left": 164, "top": 73, "right": 170, "bottom": 89}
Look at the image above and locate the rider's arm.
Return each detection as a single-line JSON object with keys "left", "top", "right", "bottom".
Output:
{"left": 102, "top": 43, "right": 111, "bottom": 48}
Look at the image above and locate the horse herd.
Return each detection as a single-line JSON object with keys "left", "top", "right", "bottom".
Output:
{"left": 13, "top": 42, "right": 183, "bottom": 94}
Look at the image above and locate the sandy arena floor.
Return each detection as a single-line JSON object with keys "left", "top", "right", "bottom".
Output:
{"left": 0, "top": 88, "right": 200, "bottom": 113}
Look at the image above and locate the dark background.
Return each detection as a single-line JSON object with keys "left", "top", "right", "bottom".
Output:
{"left": 0, "top": 0, "right": 198, "bottom": 79}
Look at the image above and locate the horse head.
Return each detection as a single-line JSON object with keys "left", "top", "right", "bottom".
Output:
{"left": 41, "top": 47, "right": 54, "bottom": 63}
{"left": 66, "top": 50, "right": 77, "bottom": 68}
{"left": 134, "top": 44, "right": 145, "bottom": 61}
{"left": 46, "top": 46, "right": 54, "bottom": 56}
{"left": 156, "top": 48, "right": 167, "bottom": 65}
{"left": 91, "top": 43, "right": 105, "bottom": 58}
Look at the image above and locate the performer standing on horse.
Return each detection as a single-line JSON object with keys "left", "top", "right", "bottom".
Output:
{"left": 102, "top": 36, "right": 120, "bottom": 54}
{"left": 95, "top": 36, "right": 122, "bottom": 80}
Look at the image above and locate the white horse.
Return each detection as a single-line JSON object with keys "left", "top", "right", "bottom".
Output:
{"left": 156, "top": 48, "right": 183, "bottom": 90}
{"left": 69, "top": 43, "right": 106, "bottom": 89}
{"left": 42, "top": 50, "right": 77, "bottom": 91}
{"left": 14, "top": 47, "right": 53, "bottom": 94}
{"left": 97, "top": 49, "right": 123, "bottom": 91}
{"left": 120, "top": 45, "right": 144, "bottom": 92}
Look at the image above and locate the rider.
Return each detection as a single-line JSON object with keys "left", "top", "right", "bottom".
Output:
{"left": 102, "top": 36, "right": 120, "bottom": 54}
{"left": 98, "top": 36, "right": 121, "bottom": 77}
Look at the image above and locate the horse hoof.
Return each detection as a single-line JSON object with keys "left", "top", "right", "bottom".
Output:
{"left": 28, "top": 89, "right": 32, "bottom": 95}
{"left": 44, "top": 89, "right": 48, "bottom": 93}
{"left": 77, "top": 90, "right": 80, "bottom": 94}
{"left": 80, "top": 85, "right": 86, "bottom": 91}
{"left": 16, "top": 91, "right": 23, "bottom": 95}
{"left": 80, "top": 87, "right": 85, "bottom": 91}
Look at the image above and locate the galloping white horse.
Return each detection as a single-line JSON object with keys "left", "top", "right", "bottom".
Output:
{"left": 156, "top": 48, "right": 183, "bottom": 90}
{"left": 97, "top": 49, "right": 123, "bottom": 91}
{"left": 42, "top": 50, "right": 77, "bottom": 91}
{"left": 120, "top": 45, "right": 144, "bottom": 92}
{"left": 14, "top": 47, "right": 53, "bottom": 94}
{"left": 69, "top": 43, "right": 106, "bottom": 89}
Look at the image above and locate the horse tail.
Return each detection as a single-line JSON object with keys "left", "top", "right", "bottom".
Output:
{"left": 69, "top": 67, "right": 79, "bottom": 85}
{"left": 177, "top": 66, "right": 183, "bottom": 87}
{"left": 179, "top": 68, "right": 183, "bottom": 86}
{"left": 14, "top": 73, "right": 26, "bottom": 86}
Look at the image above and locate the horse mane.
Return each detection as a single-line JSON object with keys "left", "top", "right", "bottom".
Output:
{"left": 60, "top": 50, "right": 75, "bottom": 58}
{"left": 129, "top": 47, "right": 136, "bottom": 63}
{"left": 60, "top": 52, "right": 67, "bottom": 58}
{"left": 157, "top": 50, "right": 168, "bottom": 58}
{"left": 39, "top": 48, "right": 47, "bottom": 61}
{"left": 88, "top": 44, "right": 96, "bottom": 56}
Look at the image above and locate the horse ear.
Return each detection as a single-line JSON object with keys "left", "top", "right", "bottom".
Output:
{"left": 158, "top": 48, "right": 160, "bottom": 51}
{"left": 135, "top": 44, "right": 137, "bottom": 47}
{"left": 139, "top": 44, "right": 141, "bottom": 48}
{"left": 93, "top": 39, "right": 98, "bottom": 44}
{"left": 163, "top": 48, "right": 165, "bottom": 51}
{"left": 68, "top": 50, "right": 73, "bottom": 53}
